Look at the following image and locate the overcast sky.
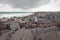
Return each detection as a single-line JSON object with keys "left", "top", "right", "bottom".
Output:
{"left": 0, "top": 0, "right": 60, "bottom": 17}
{"left": 0, "top": 0, "right": 60, "bottom": 12}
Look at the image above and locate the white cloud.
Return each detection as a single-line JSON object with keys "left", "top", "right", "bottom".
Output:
{"left": 0, "top": 4, "right": 25, "bottom": 12}
{"left": 0, "top": 0, "right": 60, "bottom": 12}
{"left": 28, "top": 0, "right": 60, "bottom": 12}
{"left": 0, "top": 0, "right": 50, "bottom": 12}
{"left": 5, "top": 0, "right": 49, "bottom": 9}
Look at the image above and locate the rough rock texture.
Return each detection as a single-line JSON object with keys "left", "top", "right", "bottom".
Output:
{"left": 10, "top": 21, "right": 20, "bottom": 31}
{"left": 11, "top": 28, "right": 34, "bottom": 40}
{"left": 0, "top": 27, "right": 60, "bottom": 40}
{"left": 0, "top": 31, "right": 13, "bottom": 40}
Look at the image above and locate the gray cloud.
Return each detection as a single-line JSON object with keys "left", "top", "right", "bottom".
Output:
{"left": 0, "top": 0, "right": 50, "bottom": 9}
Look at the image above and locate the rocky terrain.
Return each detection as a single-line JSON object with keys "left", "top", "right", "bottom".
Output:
{"left": 0, "top": 12, "right": 60, "bottom": 40}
